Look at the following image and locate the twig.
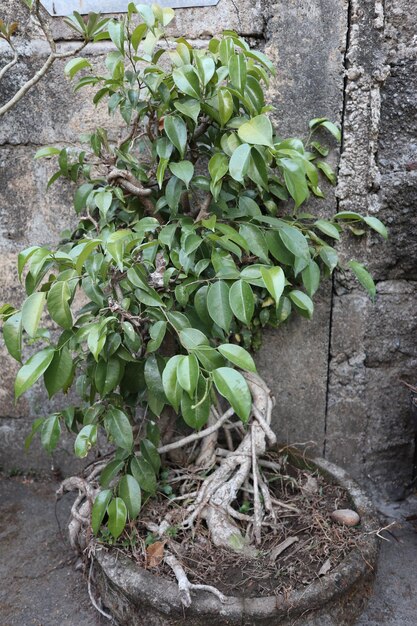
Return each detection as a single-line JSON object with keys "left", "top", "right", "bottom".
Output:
{"left": 0, "top": 42, "right": 18, "bottom": 81}
{"left": 157, "top": 407, "right": 235, "bottom": 455}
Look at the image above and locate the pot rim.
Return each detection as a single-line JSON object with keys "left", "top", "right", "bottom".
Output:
{"left": 94, "top": 455, "right": 379, "bottom": 621}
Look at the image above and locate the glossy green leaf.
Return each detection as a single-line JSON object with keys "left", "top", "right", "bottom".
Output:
{"left": 140, "top": 439, "right": 161, "bottom": 473}
{"left": 280, "top": 158, "right": 309, "bottom": 207}
{"left": 229, "top": 280, "right": 255, "bottom": 324}
{"left": 47, "top": 281, "right": 73, "bottom": 330}
{"left": 363, "top": 216, "right": 388, "bottom": 240}
{"left": 164, "top": 115, "right": 187, "bottom": 159}
{"left": 40, "top": 415, "right": 61, "bottom": 453}
{"left": 195, "top": 55, "right": 215, "bottom": 86}
{"left": 91, "top": 489, "right": 112, "bottom": 534}
{"left": 179, "top": 327, "right": 209, "bottom": 349}
{"left": 173, "top": 65, "right": 200, "bottom": 99}
{"left": 162, "top": 355, "right": 183, "bottom": 411}
{"left": 348, "top": 261, "right": 377, "bottom": 300}
{"left": 44, "top": 346, "right": 73, "bottom": 398}
{"left": 3, "top": 312, "right": 22, "bottom": 362}
{"left": 74, "top": 424, "right": 97, "bottom": 458}
{"left": 174, "top": 98, "right": 200, "bottom": 124}
{"left": 169, "top": 160, "right": 194, "bottom": 188}
{"left": 131, "top": 23, "right": 147, "bottom": 51}
{"left": 95, "top": 357, "right": 123, "bottom": 395}
{"left": 64, "top": 57, "right": 92, "bottom": 79}
{"left": 260, "top": 266, "right": 285, "bottom": 306}
{"left": 119, "top": 474, "right": 141, "bottom": 519}
{"left": 289, "top": 290, "right": 314, "bottom": 318}
{"left": 207, "top": 281, "right": 233, "bottom": 332}
{"left": 229, "top": 53, "right": 247, "bottom": 92}
{"left": 108, "top": 20, "right": 124, "bottom": 53}
{"left": 239, "top": 224, "right": 269, "bottom": 263}
{"left": 131, "top": 456, "right": 157, "bottom": 494}
{"left": 279, "top": 224, "right": 310, "bottom": 260}
{"left": 100, "top": 459, "right": 124, "bottom": 488}
{"left": 314, "top": 219, "right": 340, "bottom": 240}
{"left": 181, "top": 376, "right": 210, "bottom": 430}
{"left": 213, "top": 367, "right": 252, "bottom": 422}
{"left": 218, "top": 344, "right": 256, "bottom": 372}
{"left": 302, "top": 260, "right": 321, "bottom": 297}
{"left": 209, "top": 153, "right": 229, "bottom": 185}
{"left": 144, "top": 354, "right": 166, "bottom": 403}
{"left": 22, "top": 292, "right": 46, "bottom": 337}
{"left": 15, "top": 347, "right": 55, "bottom": 400}
{"left": 229, "top": 143, "right": 251, "bottom": 182}
{"left": 107, "top": 497, "right": 127, "bottom": 539}
{"left": 237, "top": 115, "right": 273, "bottom": 147}
{"left": 218, "top": 89, "right": 234, "bottom": 126}
{"left": 105, "top": 407, "right": 133, "bottom": 450}
{"left": 177, "top": 354, "right": 199, "bottom": 396}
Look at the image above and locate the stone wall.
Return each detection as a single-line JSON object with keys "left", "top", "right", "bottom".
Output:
{"left": 0, "top": 0, "right": 415, "bottom": 498}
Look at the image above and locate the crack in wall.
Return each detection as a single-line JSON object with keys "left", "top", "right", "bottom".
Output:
{"left": 323, "top": 0, "right": 353, "bottom": 457}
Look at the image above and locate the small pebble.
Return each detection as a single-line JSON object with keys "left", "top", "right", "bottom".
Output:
{"left": 330, "top": 509, "right": 360, "bottom": 526}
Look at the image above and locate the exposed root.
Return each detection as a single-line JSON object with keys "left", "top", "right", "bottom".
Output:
{"left": 57, "top": 477, "right": 99, "bottom": 552}
{"left": 165, "top": 553, "right": 227, "bottom": 607}
{"left": 88, "top": 558, "right": 114, "bottom": 622}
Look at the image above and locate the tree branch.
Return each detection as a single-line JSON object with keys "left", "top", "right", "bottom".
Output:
{"left": 0, "top": 42, "right": 18, "bottom": 82}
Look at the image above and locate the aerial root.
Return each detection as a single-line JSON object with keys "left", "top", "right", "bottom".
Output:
{"left": 165, "top": 553, "right": 227, "bottom": 607}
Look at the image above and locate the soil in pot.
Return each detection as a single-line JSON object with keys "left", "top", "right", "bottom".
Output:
{"left": 93, "top": 448, "right": 372, "bottom": 599}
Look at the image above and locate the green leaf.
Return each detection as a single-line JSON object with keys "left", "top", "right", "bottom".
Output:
{"left": 348, "top": 261, "right": 377, "bottom": 300}
{"left": 302, "top": 260, "right": 321, "bottom": 297}
{"left": 279, "top": 224, "right": 310, "bottom": 260}
{"left": 363, "top": 216, "right": 388, "bottom": 240}
{"left": 108, "top": 20, "right": 124, "bottom": 53}
{"left": 47, "top": 281, "right": 73, "bottom": 330}
{"left": 95, "top": 357, "right": 123, "bottom": 395}
{"left": 173, "top": 65, "right": 200, "bottom": 99}
{"left": 105, "top": 407, "right": 133, "bottom": 450}
{"left": 237, "top": 115, "right": 273, "bottom": 147}
{"left": 229, "top": 143, "right": 251, "bottom": 182}
{"left": 107, "top": 497, "right": 127, "bottom": 539}
{"left": 74, "top": 424, "right": 97, "bottom": 458}
{"left": 229, "top": 280, "right": 254, "bottom": 324}
{"left": 218, "top": 344, "right": 256, "bottom": 373}
{"left": 177, "top": 354, "right": 199, "bottom": 396}
{"left": 22, "top": 292, "right": 46, "bottom": 337}
{"left": 3, "top": 312, "right": 22, "bottom": 362}
{"left": 179, "top": 327, "right": 209, "bottom": 349}
{"left": 15, "top": 348, "right": 55, "bottom": 400}
{"left": 319, "top": 246, "right": 338, "bottom": 272}
{"left": 239, "top": 224, "right": 269, "bottom": 263}
{"left": 229, "top": 53, "right": 247, "bottom": 92}
{"left": 209, "top": 153, "right": 229, "bottom": 185}
{"left": 164, "top": 115, "right": 187, "bottom": 159}
{"left": 34, "top": 146, "right": 61, "bottom": 159}
{"left": 195, "top": 55, "right": 215, "bottom": 86}
{"left": 314, "top": 219, "right": 340, "bottom": 240}
{"left": 131, "top": 456, "right": 157, "bottom": 494}
{"left": 140, "top": 439, "right": 161, "bottom": 473}
{"left": 95, "top": 190, "right": 113, "bottom": 217}
{"left": 64, "top": 57, "right": 92, "bottom": 79}
{"left": 131, "top": 23, "right": 147, "bottom": 51}
{"left": 40, "top": 415, "right": 61, "bottom": 453}
{"left": 162, "top": 355, "right": 183, "bottom": 411}
{"left": 289, "top": 290, "right": 314, "bottom": 318}
{"left": 181, "top": 377, "right": 210, "bottom": 430}
{"left": 144, "top": 354, "right": 166, "bottom": 403}
{"left": 91, "top": 489, "right": 112, "bottom": 535}
{"left": 207, "top": 281, "right": 233, "bottom": 332}
{"left": 280, "top": 158, "right": 309, "bottom": 207}
{"left": 119, "top": 474, "right": 141, "bottom": 519}
{"left": 174, "top": 98, "right": 201, "bottom": 124}
{"left": 146, "top": 320, "right": 167, "bottom": 353}
{"left": 260, "top": 266, "right": 285, "bottom": 306}
{"left": 213, "top": 367, "right": 252, "bottom": 422}
{"left": 44, "top": 346, "right": 73, "bottom": 398}
{"left": 169, "top": 160, "right": 194, "bottom": 188}
{"left": 100, "top": 459, "right": 124, "bottom": 488}
{"left": 218, "top": 89, "right": 234, "bottom": 126}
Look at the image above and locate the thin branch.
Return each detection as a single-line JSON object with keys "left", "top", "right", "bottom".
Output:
{"left": 157, "top": 407, "right": 235, "bottom": 455}
{"left": 0, "top": 42, "right": 18, "bottom": 82}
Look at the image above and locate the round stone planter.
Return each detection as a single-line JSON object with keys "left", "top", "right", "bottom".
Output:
{"left": 92, "top": 457, "right": 379, "bottom": 626}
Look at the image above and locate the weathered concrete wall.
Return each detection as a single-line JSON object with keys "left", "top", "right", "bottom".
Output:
{"left": 0, "top": 0, "right": 415, "bottom": 497}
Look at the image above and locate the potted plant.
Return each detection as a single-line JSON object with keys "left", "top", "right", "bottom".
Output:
{"left": 1, "top": 4, "right": 384, "bottom": 623}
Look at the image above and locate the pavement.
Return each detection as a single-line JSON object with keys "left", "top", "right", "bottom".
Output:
{"left": 0, "top": 475, "right": 416, "bottom": 626}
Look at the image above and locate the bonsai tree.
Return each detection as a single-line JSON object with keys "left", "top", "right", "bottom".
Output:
{"left": 0, "top": 3, "right": 387, "bottom": 604}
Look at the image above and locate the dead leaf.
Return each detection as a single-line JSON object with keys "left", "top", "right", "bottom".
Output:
{"left": 269, "top": 536, "right": 299, "bottom": 563}
{"left": 302, "top": 475, "right": 319, "bottom": 495}
{"left": 146, "top": 541, "right": 165, "bottom": 568}
{"left": 318, "top": 558, "right": 331, "bottom": 576}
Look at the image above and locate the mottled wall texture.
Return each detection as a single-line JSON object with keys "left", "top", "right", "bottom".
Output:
{"left": 0, "top": 0, "right": 415, "bottom": 498}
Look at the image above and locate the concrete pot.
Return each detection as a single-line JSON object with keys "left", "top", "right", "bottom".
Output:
{"left": 92, "top": 456, "right": 379, "bottom": 626}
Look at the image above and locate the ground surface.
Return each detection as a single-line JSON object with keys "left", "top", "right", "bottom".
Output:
{"left": 0, "top": 476, "right": 416, "bottom": 626}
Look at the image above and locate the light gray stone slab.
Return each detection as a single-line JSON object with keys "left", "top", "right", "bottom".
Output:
{"left": 40, "top": 0, "right": 219, "bottom": 15}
